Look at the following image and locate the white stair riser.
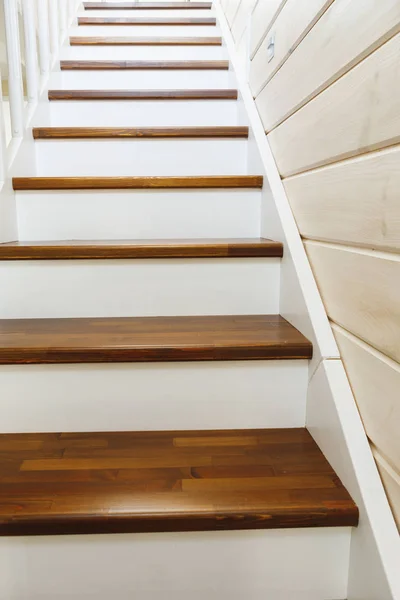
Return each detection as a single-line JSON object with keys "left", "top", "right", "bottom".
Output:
{"left": 45, "top": 101, "right": 241, "bottom": 127}
{"left": 34, "top": 139, "right": 248, "bottom": 176}
{"left": 16, "top": 190, "right": 261, "bottom": 240}
{"left": 0, "top": 529, "right": 350, "bottom": 600}
{"left": 0, "top": 258, "right": 280, "bottom": 318}
{"left": 61, "top": 46, "right": 227, "bottom": 60}
{"left": 0, "top": 361, "right": 307, "bottom": 432}
{"left": 49, "top": 70, "right": 235, "bottom": 89}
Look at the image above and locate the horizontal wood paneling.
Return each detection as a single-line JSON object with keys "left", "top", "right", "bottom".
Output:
{"left": 256, "top": 0, "right": 400, "bottom": 132}
{"left": 332, "top": 324, "right": 400, "bottom": 470}
{"left": 284, "top": 146, "right": 400, "bottom": 253}
{"left": 267, "top": 33, "right": 400, "bottom": 176}
{"left": 250, "top": 0, "right": 286, "bottom": 58}
{"left": 224, "top": 0, "right": 241, "bottom": 27}
{"left": 231, "top": 0, "right": 258, "bottom": 43}
{"left": 305, "top": 242, "right": 400, "bottom": 364}
{"left": 249, "top": 0, "right": 333, "bottom": 97}
{"left": 372, "top": 447, "right": 400, "bottom": 531}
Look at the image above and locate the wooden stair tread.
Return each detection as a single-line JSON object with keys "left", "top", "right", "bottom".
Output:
{"left": 0, "top": 428, "right": 358, "bottom": 536}
{"left": 60, "top": 60, "right": 228, "bottom": 70}
{"left": 48, "top": 89, "right": 238, "bottom": 100}
{"left": 0, "top": 315, "right": 312, "bottom": 364}
{"left": 32, "top": 126, "right": 249, "bottom": 139}
{"left": 70, "top": 36, "right": 222, "bottom": 45}
{"left": 0, "top": 238, "right": 283, "bottom": 260}
{"left": 84, "top": 2, "right": 213, "bottom": 9}
{"left": 12, "top": 175, "right": 263, "bottom": 190}
{"left": 78, "top": 16, "right": 216, "bottom": 25}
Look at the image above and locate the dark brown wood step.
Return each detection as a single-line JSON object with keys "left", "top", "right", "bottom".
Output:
{"left": 48, "top": 89, "right": 238, "bottom": 101}
{"left": 0, "top": 238, "right": 283, "bottom": 260}
{"left": 0, "top": 315, "right": 312, "bottom": 364}
{"left": 32, "top": 126, "right": 248, "bottom": 139}
{"left": 12, "top": 175, "right": 263, "bottom": 191}
{"left": 0, "top": 428, "right": 358, "bottom": 535}
{"left": 70, "top": 36, "right": 222, "bottom": 45}
{"left": 84, "top": 2, "right": 213, "bottom": 9}
{"left": 60, "top": 59, "right": 228, "bottom": 70}
{"left": 78, "top": 16, "right": 216, "bottom": 25}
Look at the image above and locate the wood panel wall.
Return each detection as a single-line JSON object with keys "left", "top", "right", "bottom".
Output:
{"left": 222, "top": 0, "right": 400, "bottom": 530}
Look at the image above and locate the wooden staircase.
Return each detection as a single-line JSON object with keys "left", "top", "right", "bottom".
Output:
{"left": 0, "top": 1, "right": 358, "bottom": 598}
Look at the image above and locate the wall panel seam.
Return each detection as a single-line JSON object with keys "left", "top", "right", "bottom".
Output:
{"left": 249, "top": 0, "right": 288, "bottom": 59}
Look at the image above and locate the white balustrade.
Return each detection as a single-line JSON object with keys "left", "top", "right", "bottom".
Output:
{"left": 22, "top": 0, "right": 39, "bottom": 104}
{"left": 3, "top": 0, "right": 24, "bottom": 137}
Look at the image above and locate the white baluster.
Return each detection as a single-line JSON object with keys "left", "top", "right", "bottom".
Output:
{"left": 68, "top": 0, "right": 75, "bottom": 22}
{"left": 3, "top": 0, "right": 24, "bottom": 137}
{"left": 59, "top": 0, "right": 68, "bottom": 42}
{"left": 37, "top": 0, "right": 50, "bottom": 76}
{"left": 48, "top": 0, "right": 59, "bottom": 65}
{"left": 22, "top": 0, "right": 39, "bottom": 104}
{"left": 0, "top": 70, "right": 8, "bottom": 179}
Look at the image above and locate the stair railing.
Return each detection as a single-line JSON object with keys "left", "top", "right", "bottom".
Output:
{"left": 0, "top": 0, "right": 80, "bottom": 176}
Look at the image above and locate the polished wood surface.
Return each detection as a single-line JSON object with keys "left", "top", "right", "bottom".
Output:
{"left": 78, "top": 17, "right": 216, "bottom": 25}
{"left": 0, "top": 238, "right": 283, "bottom": 260}
{"left": 33, "top": 126, "right": 249, "bottom": 139}
{"left": 60, "top": 60, "right": 228, "bottom": 70}
{"left": 48, "top": 89, "right": 238, "bottom": 100}
{"left": 84, "top": 2, "right": 213, "bottom": 9}
{"left": 70, "top": 36, "right": 222, "bottom": 45}
{"left": 0, "top": 428, "right": 358, "bottom": 536}
{"left": 49, "top": 90, "right": 238, "bottom": 100}
{"left": 0, "top": 315, "right": 312, "bottom": 364}
{"left": 12, "top": 175, "right": 263, "bottom": 190}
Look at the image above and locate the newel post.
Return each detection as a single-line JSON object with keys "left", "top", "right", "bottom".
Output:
{"left": 3, "top": 0, "right": 24, "bottom": 137}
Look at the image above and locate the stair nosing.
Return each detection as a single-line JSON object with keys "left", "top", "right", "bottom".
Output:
{"left": 0, "top": 238, "right": 283, "bottom": 260}
{"left": 32, "top": 126, "right": 249, "bottom": 139}
{"left": 77, "top": 16, "right": 217, "bottom": 25}
{"left": 48, "top": 89, "right": 238, "bottom": 101}
{"left": 60, "top": 60, "right": 229, "bottom": 70}
{"left": 69, "top": 36, "right": 222, "bottom": 45}
{"left": 83, "top": 2, "right": 213, "bottom": 8}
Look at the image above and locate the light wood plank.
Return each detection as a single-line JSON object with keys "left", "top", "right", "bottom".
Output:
{"left": 231, "top": 0, "right": 258, "bottom": 43}
{"left": 332, "top": 324, "right": 400, "bottom": 471}
{"left": 266, "top": 33, "right": 400, "bottom": 176}
{"left": 256, "top": 0, "right": 400, "bottom": 132}
{"left": 304, "top": 241, "right": 400, "bottom": 363}
{"left": 250, "top": 0, "right": 286, "bottom": 57}
{"left": 372, "top": 447, "right": 400, "bottom": 531}
{"left": 225, "top": 0, "right": 241, "bottom": 27}
{"left": 250, "top": 0, "right": 333, "bottom": 97}
{"left": 284, "top": 146, "right": 400, "bottom": 253}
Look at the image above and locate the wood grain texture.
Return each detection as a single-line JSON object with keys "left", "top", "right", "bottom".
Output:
{"left": 0, "top": 238, "right": 283, "bottom": 260}
{"left": 32, "top": 126, "right": 249, "bottom": 139}
{"left": 255, "top": 0, "right": 400, "bottom": 131}
{"left": 77, "top": 16, "right": 216, "bottom": 25}
{"left": 267, "top": 33, "right": 400, "bottom": 177}
{"left": 69, "top": 36, "right": 222, "bottom": 45}
{"left": 0, "top": 315, "right": 312, "bottom": 364}
{"left": 249, "top": 0, "right": 333, "bottom": 97}
{"left": 12, "top": 175, "right": 263, "bottom": 190}
{"left": 305, "top": 241, "right": 400, "bottom": 364}
{"left": 60, "top": 59, "right": 229, "bottom": 70}
{"left": 0, "top": 428, "right": 357, "bottom": 535}
{"left": 284, "top": 146, "right": 400, "bottom": 253}
{"left": 83, "top": 2, "right": 213, "bottom": 8}
{"left": 332, "top": 324, "right": 400, "bottom": 472}
{"left": 372, "top": 447, "right": 400, "bottom": 532}
{"left": 48, "top": 89, "right": 238, "bottom": 101}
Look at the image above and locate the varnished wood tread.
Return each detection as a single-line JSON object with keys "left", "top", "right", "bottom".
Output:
{"left": 60, "top": 60, "right": 228, "bottom": 70}
{"left": 70, "top": 36, "right": 222, "bottom": 45}
{"left": 0, "top": 315, "right": 312, "bottom": 364}
{"left": 48, "top": 89, "right": 238, "bottom": 101}
{"left": 78, "top": 16, "right": 216, "bottom": 25}
{"left": 0, "top": 428, "right": 358, "bottom": 536}
{"left": 0, "top": 238, "right": 283, "bottom": 260}
{"left": 12, "top": 176, "right": 263, "bottom": 191}
{"left": 84, "top": 2, "right": 213, "bottom": 9}
{"left": 32, "top": 126, "right": 248, "bottom": 139}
